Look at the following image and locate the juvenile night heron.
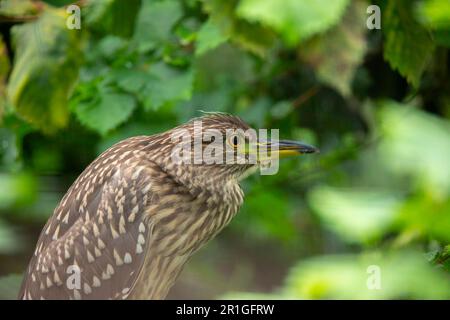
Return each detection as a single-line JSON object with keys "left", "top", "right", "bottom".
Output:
{"left": 19, "top": 114, "right": 318, "bottom": 300}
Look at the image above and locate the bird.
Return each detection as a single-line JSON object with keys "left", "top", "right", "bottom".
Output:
{"left": 18, "top": 113, "right": 318, "bottom": 300}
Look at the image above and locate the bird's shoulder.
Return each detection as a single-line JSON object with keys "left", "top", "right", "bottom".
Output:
{"left": 38, "top": 137, "right": 168, "bottom": 250}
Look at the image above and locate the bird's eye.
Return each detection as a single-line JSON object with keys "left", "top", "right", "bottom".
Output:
{"left": 229, "top": 135, "right": 240, "bottom": 147}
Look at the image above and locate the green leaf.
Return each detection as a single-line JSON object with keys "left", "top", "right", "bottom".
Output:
{"left": 195, "top": 19, "right": 229, "bottom": 56}
{"left": 202, "top": 0, "right": 276, "bottom": 57}
{"left": 141, "top": 64, "right": 194, "bottom": 111}
{"left": 85, "top": 0, "right": 141, "bottom": 38}
{"left": 434, "top": 29, "right": 450, "bottom": 48}
{"left": 383, "top": 0, "right": 434, "bottom": 87}
{"left": 300, "top": 1, "right": 368, "bottom": 96}
{"left": 0, "top": 172, "right": 36, "bottom": 208}
{"left": 398, "top": 194, "right": 450, "bottom": 242}
{"left": 133, "top": 0, "right": 183, "bottom": 52}
{"left": 416, "top": 0, "right": 450, "bottom": 30}
{"left": 415, "top": 0, "right": 450, "bottom": 48}
{"left": 378, "top": 101, "right": 450, "bottom": 195}
{"left": 226, "top": 251, "right": 450, "bottom": 299}
{"left": 308, "top": 186, "right": 400, "bottom": 244}
{"left": 0, "top": 0, "right": 38, "bottom": 17}
{"left": 237, "top": 0, "right": 350, "bottom": 45}
{"left": 115, "top": 69, "right": 149, "bottom": 94}
{"left": 231, "top": 19, "right": 276, "bottom": 56}
{"left": 96, "top": 36, "right": 127, "bottom": 59}
{"left": 7, "top": 8, "right": 83, "bottom": 133}
{"left": 73, "top": 87, "right": 136, "bottom": 135}
{"left": 284, "top": 252, "right": 450, "bottom": 299}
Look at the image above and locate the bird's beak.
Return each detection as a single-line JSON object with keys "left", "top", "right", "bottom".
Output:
{"left": 276, "top": 140, "right": 319, "bottom": 158}
{"left": 255, "top": 140, "right": 319, "bottom": 159}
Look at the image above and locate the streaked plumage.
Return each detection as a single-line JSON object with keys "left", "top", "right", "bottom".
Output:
{"left": 18, "top": 114, "right": 317, "bottom": 299}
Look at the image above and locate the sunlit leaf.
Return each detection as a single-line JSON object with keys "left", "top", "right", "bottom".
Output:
{"left": 225, "top": 252, "right": 450, "bottom": 299}
{"left": 237, "top": 0, "right": 350, "bottom": 45}
{"left": 416, "top": 0, "right": 450, "bottom": 30}
{"left": 284, "top": 252, "right": 450, "bottom": 299}
{"left": 73, "top": 86, "right": 136, "bottom": 135}
{"left": 7, "top": 8, "right": 83, "bottom": 133}
{"left": 195, "top": 19, "right": 229, "bottom": 56}
{"left": 0, "top": 0, "right": 38, "bottom": 17}
{"left": 378, "top": 101, "right": 450, "bottom": 196}
{"left": 398, "top": 194, "right": 450, "bottom": 242}
{"left": 202, "top": 0, "right": 275, "bottom": 56}
{"left": 308, "top": 186, "right": 400, "bottom": 244}
{"left": 0, "top": 172, "right": 37, "bottom": 208}
{"left": 416, "top": 0, "right": 450, "bottom": 48}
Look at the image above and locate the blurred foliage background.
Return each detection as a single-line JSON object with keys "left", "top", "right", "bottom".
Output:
{"left": 0, "top": 0, "right": 449, "bottom": 299}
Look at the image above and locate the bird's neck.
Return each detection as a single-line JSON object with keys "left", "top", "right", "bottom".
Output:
{"left": 153, "top": 161, "right": 239, "bottom": 200}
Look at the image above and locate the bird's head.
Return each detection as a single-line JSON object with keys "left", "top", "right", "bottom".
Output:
{"left": 149, "top": 113, "right": 318, "bottom": 191}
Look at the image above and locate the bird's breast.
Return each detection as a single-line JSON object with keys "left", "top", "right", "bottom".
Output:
{"left": 150, "top": 189, "right": 242, "bottom": 257}
{"left": 133, "top": 182, "right": 243, "bottom": 299}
